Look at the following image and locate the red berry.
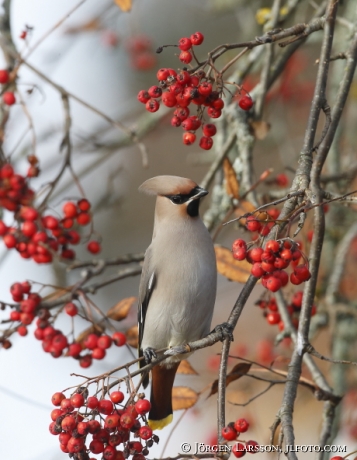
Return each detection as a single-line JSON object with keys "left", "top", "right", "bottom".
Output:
{"left": 265, "top": 240, "right": 280, "bottom": 252}
{"left": 145, "top": 99, "right": 160, "bottom": 113}
{"left": 64, "top": 302, "right": 78, "bottom": 316}
{"left": 0, "top": 69, "right": 9, "bottom": 84}
{"left": 221, "top": 425, "right": 237, "bottom": 441}
{"left": 68, "top": 342, "right": 82, "bottom": 357}
{"left": 0, "top": 220, "right": 7, "bottom": 235}
{"left": 212, "top": 98, "right": 224, "bottom": 109}
{"left": 138, "top": 425, "right": 152, "bottom": 440}
{"left": 246, "top": 440, "right": 259, "bottom": 454}
{"left": 266, "top": 311, "right": 281, "bottom": 324}
{"left": 87, "top": 396, "right": 99, "bottom": 409}
{"left": 178, "top": 37, "right": 192, "bottom": 51}
{"left": 98, "top": 399, "right": 114, "bottom": 415}
{"left": 77, "top": 198, "right": 91, "bottom": 211}
{"left": 120, "top": 412, "right": 135, "bottom": 429}
{"left": 179, "top": 50, "right": 192, "bottom": 64}
{"left": 234, "top": 418, "right": 249, "bottom": 433}
{"left": 199, "top": 136, "right": 213, "bottom": 150}
{"left": 148, "top": 85, "right": 162, "bottom": 98}
{"left": 135, "top": 398, "right": 151, "bottom": 414}
{"left": 97, "top": 334, "right": 112, "bottom": 349}
{"left": 266, "top": 276, "right": 282, "bottom": 292}
{"left": 174, "top": 107, "right": 189, "bottom": 121}
{"left": 84, "top": 333, "right": 98, "bottom": 350}
{"left": 207, "top": 107, "right": 222, "bottom": 118}
{"left": 233, "top": 248, "right": 247, "bottom": 261}
{"left": 202, "top": 123, "right": 217, "bottom": 137}
{"left": 67, "top": 230, "right": 80, "bottom": 245}
{"left": 20, "top": 206, "right": 38, "bottom": 221}
{"left": 70, "top": 393, "right": 84, "bottom": 408}
{"left": 42, "top": 215, "right": 59, "bottom": 230}
{"left": 76, "top": 212, "right": 91, "bottom": 225}
{"left": 294, "top": 264, "right": 311, "bottom": 281}
{"left": 90, "top": 440, "right": 105, "bottom": 454}
{"left": 113, "top": 331, "right": 126, "bottom": 346}
{"left": 79, "top": 354, "right": 92, "bottom": 368}
{"left": 10, "top": 310, "right": 21, "bottom": 321}
{"left": 276, "top": 173, "right": 288, "bottom": 187}
{"left": 110, "top": 391, "right": 125, "bottom": 404}
{"left": 280, "top": 248, "right": 293, "bottom": 261}
{"left": 3, "top": 233, "right": 17, "bottom": 248}
{"left": 87, "top": 241, "right": 101, "bottom": 254}
{"left": 183, "top": 132, "right": 196, "bottom": 145}
{"left": 161, "top": 91, "right": 177, "bottom": 107}
{"left": 22, "top": 220, "right": 37, "bottom": 237}
{"left": 137, "top": 90, "right": 150, "bottom": 104}
{"left": 239, "top": 95, "right": 254, "bottom": 110}
{"left": 251, "top": 263, "right": 265, "bottom": 278}
{"left": 190, "top": 32, "right": 204, "bottom": 46}
{"left": 63, "top": 202, "right": 77, "bottom": 218}
{"left": 17, "top": 325, "right": 28, "bottom": 336}
{"left": 156, "top": 68, "right": 169, "bottom": 81}
{"left": 198, "top": 82, "right": 212, "bottom": 96}
{"left": 232, "top": 443, "right": 246, "bottom": 458}
{"left": 292, "top": 291, "right": 303, "bottom": 308}
{"left": 176, "top": 70, "right": 190, "bottom": 85}
{"left": 246, "top": 216, "right": 261, "bottom": 232}
{"left": 171, "top": 116, "right": 181, "bottom": 127}
{"left": 3, "top": 91, "right": 16, "bottom": 105}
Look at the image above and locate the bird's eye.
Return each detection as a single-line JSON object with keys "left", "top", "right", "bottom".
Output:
{"left": 170, "top": 195, "right": 183, "bottom": 205}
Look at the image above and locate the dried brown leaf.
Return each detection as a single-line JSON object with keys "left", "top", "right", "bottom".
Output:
{"left": 223, "top": 158, "right": 240, "bottom": 199}
{"left": 250, "top": 120, "right": 270, "bottom": 140}
{"left": 208, "top": 362, "right": 252, "bottom": 397}
{"left": 114, "top": 0, "right": 132, "bottom": 12}
{"left": 177, "top": 360, "right": 199, "bottom": 375}
{"left": 215, "top": 245, "right": 251, "bottom": 283}
{"left": 107, "top": 297, "right": 137, "bottom": 321}
{"left": 65, "top": 19, "right": 102, "bottom": 34}
{"left": 75, "top": 324, "right": 105, "bottom": 345}
{"left": 126, "top": 325, "right": 138, "bottom": 348}
{"left": 172, "top": 386, "right": 199, "bottom": 411}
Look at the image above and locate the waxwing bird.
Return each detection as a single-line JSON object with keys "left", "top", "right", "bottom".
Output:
{"left": 138, "top": 175, "right": 217, "bottom": 430}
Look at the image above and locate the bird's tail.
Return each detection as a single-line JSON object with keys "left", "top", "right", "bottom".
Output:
{"left": 148, "top": 362, "right": 180, "bottom": 430}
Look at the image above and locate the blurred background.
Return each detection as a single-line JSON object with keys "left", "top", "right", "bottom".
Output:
{"left": 0, "top": 0, "right": 356, "bottom": 459}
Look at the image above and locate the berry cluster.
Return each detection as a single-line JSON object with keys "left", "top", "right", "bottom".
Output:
{"left": 256, "top": 291, "right": 316, "bottom": 328}
{"left": 0, "top": 69, "right": 16, "bottom": 105}
{"left": 6, "top": 281, "right": 126, "bottom": 367}
{"left": 50, "top": 388, "right": 156, "bottom": 459}
{"left": 232, "top": 236, "right": 311, "bottom": 293}
{"left": 137, "top": 32, "right": 254, "bottom": 150}
{"left": 0, "top": 162, "right": 101, "bottom": 263}
{"left": 221, "top": 418, "right": 259, "bottom": 457}
{"left": 126, "top": 35, "right": 157, "bottom": 71}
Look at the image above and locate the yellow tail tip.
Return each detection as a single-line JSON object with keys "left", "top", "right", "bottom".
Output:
{"left": 148, "top": 414, "right": 173, "bottom": 430}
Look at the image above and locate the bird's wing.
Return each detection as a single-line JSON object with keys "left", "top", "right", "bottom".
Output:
{"left": 138, "top": 246, "right": 156, "bottom": 388}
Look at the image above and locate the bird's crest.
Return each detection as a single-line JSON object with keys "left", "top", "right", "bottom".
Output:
{"left": 139, "top": 175, "right": 197, "bottom": 196}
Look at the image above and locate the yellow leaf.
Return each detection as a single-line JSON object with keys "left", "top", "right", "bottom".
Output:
{"left": 215, "top": 245, "right": 251, "bottom": 283}
{"left": 114, "top": 0, "right": 132, "bottom": 12}
{"left": 107, "top": 297, "right": 137, "bottom": 321}
{"left": 177, "top": 360, "right": 199, "bottom": 375}
{"left": 223, "top": 158, "right": 240, "bottom": 199}
{"left": 172, "top": 386, "right": 198, "bottom": 411}
{"left": 126, "top": 325, "right": 138, "bottom": 348}
{"left": 75, "top": 324, "right": 105, "bottom": 345}
{"left": 250, "top": 120, "right": 270, "bottom": 140}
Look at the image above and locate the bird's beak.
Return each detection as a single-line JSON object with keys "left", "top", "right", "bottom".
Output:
{"left": 189, "top": 186, "right": 208, "bottom": 202}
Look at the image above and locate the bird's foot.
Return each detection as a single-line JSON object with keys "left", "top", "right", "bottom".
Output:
{"left": 212, "top": 322, "right": 234, "bottom": 342}
{"left": 164, "top": 344, "right": 191, "bottom": 356}
{"left": 143, "top": 347, "right": 157, "bottom": 364}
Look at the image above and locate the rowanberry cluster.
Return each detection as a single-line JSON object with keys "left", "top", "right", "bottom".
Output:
{"left": 50, "top": 388, "right": 156, "bottom": 459}
{"left": 0, "top": 69, "right": 16, "bottom": 105}
{"left": 137, "top": 32, "right": 254, "bottom": 150}
{"left": 232, "top": 234, "right": 311, "bottom": 293}
{"left": 221, "top": 418, "right": 259, "bottom": 457}
{"left": 256, "top": 291, "right": 316, "bottom": 328}
{"left": 126, "top": 35, "right": 157, "bottom": 71}
{"left": 6, "top": 281, "right": 126, "bottom": 367}
{"left": 0, "top": 162, "right": 101, "bottom": 263}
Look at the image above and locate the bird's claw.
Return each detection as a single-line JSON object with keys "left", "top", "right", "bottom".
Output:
{"left": 143, "top": 347, "right": 157, "bottom": 363}
{"left": 164, "top": 344, "right": 190, "bottom": 356}
{"left": 212, "top": 322, "right": 234, "bottom": 342}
